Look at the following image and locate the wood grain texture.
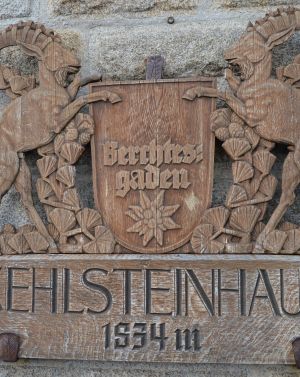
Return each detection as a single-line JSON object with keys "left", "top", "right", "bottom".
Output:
{"left": 90, "top": 78, "right": 215, "bottom": 253}
{"left": 0, "top": 254, "right": 299, "bottom": 364}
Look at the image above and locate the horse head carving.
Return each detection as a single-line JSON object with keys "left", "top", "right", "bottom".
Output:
{"left": 18, "top": 38, "right": 81, "bottom": 88}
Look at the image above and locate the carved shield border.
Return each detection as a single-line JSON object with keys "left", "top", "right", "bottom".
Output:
{"left": 90, "top": 78, "right": 216, "bottom": 253}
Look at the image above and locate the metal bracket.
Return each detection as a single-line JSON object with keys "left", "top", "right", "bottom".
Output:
{"left": 145, "top": 55, "right": 165, "bottom": 80}
{"left": 292, "top": 337, "right": 300, "bottom": 368}
{"left": 0, "top": 333, "right": 20, "bottom": 362}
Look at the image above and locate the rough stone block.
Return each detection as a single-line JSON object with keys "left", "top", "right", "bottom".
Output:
{"left": 0, "top": 47, "right": 37, "bottom": 76}
{"left": 0, "top": 29, "right": 82, "bottom": 77}
{"left": 87, "top": 20, "right": 245, "bottom": 80}
{"left": 87, "top": 14, "right": 300, "bottom": 80}
{"left": 0, "top": 359, "right": 299, "bottom": 377}
{"left": 50, "top": 0, "right": 200, "bottom": 16}
{"left": 217, "top": 0, "right": 300, "bottom": 8}
{"left": 56, "top": 29, "right": 83, "bottom": 58}
{"left": 0, "top": 0, "right": 31, "bottom": 19}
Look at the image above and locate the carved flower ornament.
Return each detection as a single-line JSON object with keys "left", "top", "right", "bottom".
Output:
{"left": 126, "top": 190, "right": 180, "bottom": 246}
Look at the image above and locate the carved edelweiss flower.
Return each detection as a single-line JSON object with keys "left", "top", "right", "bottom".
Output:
{"left": 126, "top": 190, "right": 180, "bottom": 247}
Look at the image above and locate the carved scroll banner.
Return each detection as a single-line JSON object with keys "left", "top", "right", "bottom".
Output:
{"left": 90, "top": 78, "right": 215, "bottom": 253}
{"left": 0, "top": 254, "right": 300, "bottom": 363}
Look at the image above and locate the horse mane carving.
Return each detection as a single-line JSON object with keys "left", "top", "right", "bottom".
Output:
{"left": 0, "top": 21, "right": 60, "bottom": 47}
{"left": 246, "top": 6, "right": 300, "bottom": 37}
{"left": 0, "top": 22, "right": 58, "bottom": 99}
{"left": 185, "top": 6, "right": 300, "bottom": 254}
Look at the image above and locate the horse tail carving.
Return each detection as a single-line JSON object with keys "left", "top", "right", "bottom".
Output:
{"left": 0, "top": 21, "right": 61, "bottom": 52}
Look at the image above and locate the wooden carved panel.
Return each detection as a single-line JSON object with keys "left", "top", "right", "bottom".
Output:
{"left": 1, "top": 9, "right": 300, "bottom": 365}
{"left": 3, "top": 10, "right": 300, "bottom": 255}
{"left": 90, "top": 79, "right": 215, "bottom": 253}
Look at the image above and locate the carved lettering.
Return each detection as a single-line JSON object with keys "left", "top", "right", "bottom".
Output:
{"left": 116, "top": 166, "right": 191, "bottom": 197}
{"left": 32, "top": 267, "right": 58, "bottom": 313}
{"left": 217, "top": 269, "right": 246, "bottom": 316}
{"left": 63, "top": 268, "right": 84, "bottom": 314}
{"left": 103, "top": 141, "right": 119, "bottom": 166}
{"left": 104, "top": 139, "right": 203, "bottom": 167}
{"left": 7, "top": 267, "right": 30, "bottom": 312}
{"left": 103, "top": 138, "right": 202, "bottom": 197}
{"left": 145, "top": 269, "right": 173, "bottom": 315}
{"left": 249, "top": 269, "right": 281, "bottom": 316}
{"left": 82, "top": 268, "right": 112, "bottom": 314}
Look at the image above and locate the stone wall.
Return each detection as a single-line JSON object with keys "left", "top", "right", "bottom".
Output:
{"left": 0, "top": 0, "right": 300, "bottom": 376}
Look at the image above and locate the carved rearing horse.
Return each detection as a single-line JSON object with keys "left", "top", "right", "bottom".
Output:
{"left": 184, "top": 7, "right": 300, "bottom": 250}
{"left": 0, "top": 21, "right": 120, "bottom": 246}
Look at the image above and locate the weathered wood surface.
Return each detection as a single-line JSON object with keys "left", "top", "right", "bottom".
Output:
{"left": 90, "top": 78, "right": 215, "bottom": 253}
{"left": 0, "top": 254, "right": 300, "bottom": 364}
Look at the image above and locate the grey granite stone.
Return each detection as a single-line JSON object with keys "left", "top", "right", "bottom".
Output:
{"left": 216, "top": 0, "right": 300, "bottom": 8}
{"left": 0, "top": 0, "right": 31, "bottom": 19}
{"left": 50, "top": 0, "right": 201, "bottom": 16}
{"left": 87, "top": 19, "right": 244, "bottom": 80}
{"left": 0, "top": 359, "right": 298, "bottom": 377}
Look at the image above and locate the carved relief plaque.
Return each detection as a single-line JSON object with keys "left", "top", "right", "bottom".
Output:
{"left": 2, "top": 9, "right": 300, "bottom": 365}
{"left": 90, "top": 78, "right": 215, "bottom": 253}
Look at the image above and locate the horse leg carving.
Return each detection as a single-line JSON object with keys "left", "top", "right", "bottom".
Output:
{"left": 0, "top": 150, "right": 19, "bottom": 204}
{"left": 255, "top": 150, "right": 300, "bottom": 251}
{"left": 67, "top": 73, "right": 102, "bottom": 100}
{"left": 55, "top": 91, "right": 122, "bottom": 133}
{"left": 225, "top": 68, "right": 240, "bottom": 93}
{"left": 183, "top": 87, "right": 248, "bottom": 123}
{"left": 182, "top": 87, "right": 221, "bottom": 100}
{"left": 14, "top": 156, "right": 56, "bottom": 248}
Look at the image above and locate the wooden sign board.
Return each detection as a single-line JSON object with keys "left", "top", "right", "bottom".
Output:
{"left": 0, "top": 254, "right": 299, "bottom": 364}
{"left": 2, "top": 9, "right": 300, "bottom": 364}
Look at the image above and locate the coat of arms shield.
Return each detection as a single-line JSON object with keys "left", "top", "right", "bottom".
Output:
{"left": 90, "top": 78, "right": 215, "bottom": 253}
